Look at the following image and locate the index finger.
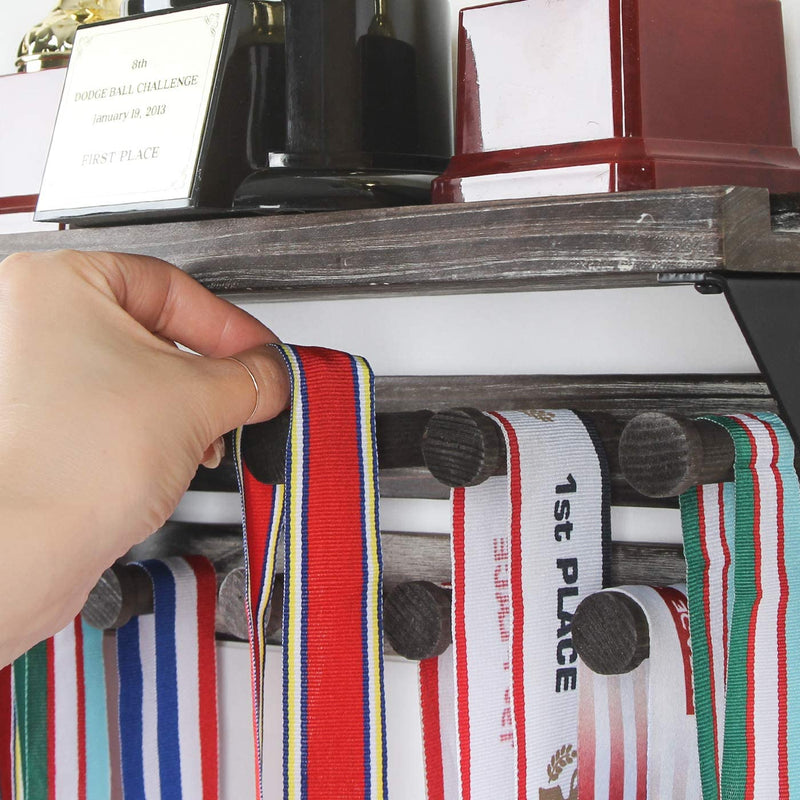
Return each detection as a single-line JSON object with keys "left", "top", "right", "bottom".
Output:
{"left": 75, "top": 249, "right": 279, "bottom": 356}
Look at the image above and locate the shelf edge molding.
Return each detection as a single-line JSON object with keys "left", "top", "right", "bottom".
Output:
{"left": 2, "top": 186, "right": 796, "bottom": 300}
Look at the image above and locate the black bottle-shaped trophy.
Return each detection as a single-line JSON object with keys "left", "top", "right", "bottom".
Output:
{"left": 35, "top": 0, "right": 450, "bottom": 224}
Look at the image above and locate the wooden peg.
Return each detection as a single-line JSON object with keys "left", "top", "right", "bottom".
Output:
{"left": 421, "top": 408, "right": 625, "bottom": 491}
{"left": 381, "top": 541, "right": 685, "bottom": 662}
{"left": 216, "top": 569, "right": 282, "bottom": 640}
{"left": 619, "top": 412, "right": 735, "bottom": 497}
{"left": 384, "top": 581, "right": 452, "bottom": 661}
{"left": 572, "top": 590, "right": 650, "bottom": 675}
{"left": 242, "top": 409, "right": 434, "bottom": 484}
{"left": 82, "top": 550, "right": 247, "bottom": 633}
{"left": 421, "top": 408, "right": 506, "bottom": 487}
{"left": 81, "top": 563, "right": 154, "bottom": 630}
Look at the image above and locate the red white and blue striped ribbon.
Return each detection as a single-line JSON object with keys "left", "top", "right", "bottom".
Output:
{"left": 448, "top": 409, "right": 609, "bottom": 800}
{"left": 235, "top": 344, "right": 388, "bottom": 800}
{"left": 680, "top": 412, "right": 800, "bottom": 800}
{"left": 1, "top": 617, "right": 111, "bottom": 800}
{"left": 577, "top": 584, "right": 702, "bottom": 799}
{"left": 116, "top": 555, "right": 219, "bottom": 800}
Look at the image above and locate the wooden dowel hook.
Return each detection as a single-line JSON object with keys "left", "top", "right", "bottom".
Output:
{"left": 382, "top": 542, "right": 685, "bottom": 661}
{"left": 82, "top": 563, "right": 154, "bottom": 631}
{"left": 216, "top": 569, "right": 282, "bottom": 640}
{"left": 572, "top": 591, "right": 650, "bottom": 675}
{"left": 384, "top": 581, "right": 452, "bottom": 660}
{"left": 81, "top": 549, "right": 247, "bottom": 634}
{"left": 421, "top": 408, "right": 506, "bottom": 486}
{"left": 619, "top": 412, "right": 735, "bottom": 497}
{"left": 242, "top": 409, "right": 434, "bottom": 483}
{"left": 421, "top": 408, "right": 624, "bottom": 489}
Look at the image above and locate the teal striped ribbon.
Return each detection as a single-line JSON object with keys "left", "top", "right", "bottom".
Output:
{"left": 680, "top": 412, "right": 800, "bottom": 800}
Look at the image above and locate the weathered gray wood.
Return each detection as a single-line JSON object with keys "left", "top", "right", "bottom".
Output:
{"left": 722, "top": 187, "right": 800, "bottom": 272}
{"left": 606, "top": 542, "right": 686, "bottom": 586}
{"left": 242, "top": 409, "right": 432, "bottom": 484}
{"left": 82, "top": 563, "right": 153, "bottom": 630}
{"left": 192, "top": 374, "right": 773, "bottom": 507}
{"left": 370, "top": 374, "right": 774, "bottom": 415}
{"left": 216, "top": 567, "right": 251, "bottom": 640}
{"left": 82, "top": 547, "right": 246, "bottom": 632}
{"left": 4, "top": 187, "right": 798, "bottom": 298}
{"left": 384, "top": 582, "right": 452, "bottom": 661}
{"left": 421, "top": 408, "right": 506, "bottom": 487}
{"left": 572, "top": 591, "right": 651, "bottom": 675}
{"left": 419, "top": 409, "right": 625, "bottom": 490}
{"left": 102, "top": 524, "right": 686, "bottom": 658}
{"left": 375, "top": 540, "right": 685, "bottom": 660}
{"left": 217, "top": 569, "right": 282, "bottom": 641}
{"left": 620, "top": 413, "right": 738, "bottom": 497}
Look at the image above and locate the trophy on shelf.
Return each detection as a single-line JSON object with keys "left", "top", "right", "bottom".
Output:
{"left": 16, "top": 1, "right": 121, "bottom": 73}
{"left": 33, "top": 0, "right": 452, "bottom": 225}
{"left": 433, "top": 0, "right": 800, "bottom": 203}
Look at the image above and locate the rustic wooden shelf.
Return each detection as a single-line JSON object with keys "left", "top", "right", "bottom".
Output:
{"left": 2, "top": 185, "right": 799, "bottom": 300}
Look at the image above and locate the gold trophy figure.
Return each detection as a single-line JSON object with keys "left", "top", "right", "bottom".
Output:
{"left": 16, "top": 0, "right": 121, "bottom": 72}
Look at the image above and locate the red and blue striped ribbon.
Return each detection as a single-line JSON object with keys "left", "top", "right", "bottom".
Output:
{"left": 235, "top": 344, "right": 388, "bottom": 800}
{"left": 116, "top": 555, "right": 219, "bottom": 800}
{"left": 680, "top": 412, "right": 800, "bottom": 800}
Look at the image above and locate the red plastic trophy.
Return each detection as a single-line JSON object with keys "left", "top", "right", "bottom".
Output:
{"left": 433, "top": 0, "right": 800, "bottom": 203}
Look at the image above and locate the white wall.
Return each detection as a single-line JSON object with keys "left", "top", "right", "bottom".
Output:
{"left": 0, "top": 2, "right": 785, "bottom": 798}
{"left": 783, "top": 2, "right": 800, "bottom": 148}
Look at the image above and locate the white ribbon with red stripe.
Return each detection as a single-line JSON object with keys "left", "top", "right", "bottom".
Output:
{"left": 578, "top": 585, "right": 702, "bottom": 800}
{"left": 447, "top": 409, "right": 609, "bottom": 800}
{"left": 419, "top": 647, "right": 459, "bottom": 800}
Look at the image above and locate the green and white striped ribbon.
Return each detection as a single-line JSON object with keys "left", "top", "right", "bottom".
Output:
{"left": 680, "top": 412, "right": 800, "bottom": 800}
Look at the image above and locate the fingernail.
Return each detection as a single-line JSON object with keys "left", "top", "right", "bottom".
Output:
{"left": 201, "top": 436, "right": 226, "bottom": 469}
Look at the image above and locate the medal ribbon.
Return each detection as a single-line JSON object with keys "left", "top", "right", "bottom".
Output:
{"left": 0, "top": 665, "right": 12, "bottom": 800}
{"left": 235, "top": 344, "right": 388, "bottom": 800}
{"left": 449, "top": 409, "right": 609, "bottom": 800}
{"left": 680, "top": 412, "right": 800, "bottom": 800}
{"left": 577, "top": 584, "right": 702, "bottom": 799}
{"left": 116, "top": 555, "right": 219, "bottom": 800}
{"left": 419, "top": 646, "right": 458, "bottom": 800}
{"left": 2, "top": 617, "right": 111, "bottom": 800}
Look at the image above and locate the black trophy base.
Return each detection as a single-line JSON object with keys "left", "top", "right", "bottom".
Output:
{"left": 65, "top": 167, "right": 441, "bottom": 227}
{"left": 232, "top": 168, "right": 438, "bottom": 213}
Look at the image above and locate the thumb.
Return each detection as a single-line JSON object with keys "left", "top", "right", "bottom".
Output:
{"left": 199, "top": 344, "right": 291, "bottom": 443}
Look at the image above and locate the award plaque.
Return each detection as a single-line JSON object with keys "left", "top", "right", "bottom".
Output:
{"left": 433, "top": 0, "right": 800, "bottom": 203}
{"left": 36, "top": 0, "right": 450, "bottom": 224}
{"left": 36, "top": 2, "right": 232, "bottom": 221}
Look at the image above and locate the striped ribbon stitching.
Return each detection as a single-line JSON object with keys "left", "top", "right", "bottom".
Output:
{"left": 236, "top": 344, "right": 388, "bottom": 800}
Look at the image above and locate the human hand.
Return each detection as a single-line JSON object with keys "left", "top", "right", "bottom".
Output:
{"left": 0, "top": 250, "right": 289, "bottom": 663}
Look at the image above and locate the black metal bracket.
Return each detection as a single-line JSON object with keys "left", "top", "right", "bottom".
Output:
{"left": 661, "top": 271, "right": 800, "bottom": 449}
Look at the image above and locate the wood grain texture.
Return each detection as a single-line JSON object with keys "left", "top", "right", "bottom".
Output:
{"left": 572, "top": 591, "right": 651, "bottom": 675}
{"left": 384, "top": 581, "right": 452, "bottom": 661}
{"left": 190, "top": 374, "right": 772, "bottom": 507}
{"left": 92, "top": 522, "right": 685, "bottom": 659}
{"left": 3, "top": 187, "right": 798, "bottom": 298}
{"left": 620, "top": 413, "right": 738, "bottom": 497}
{"left": 370, "top": 374, "right": 774, "bottom": 415}
{"left": 121, "top": 525, "right": 687, "bottom": 590}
